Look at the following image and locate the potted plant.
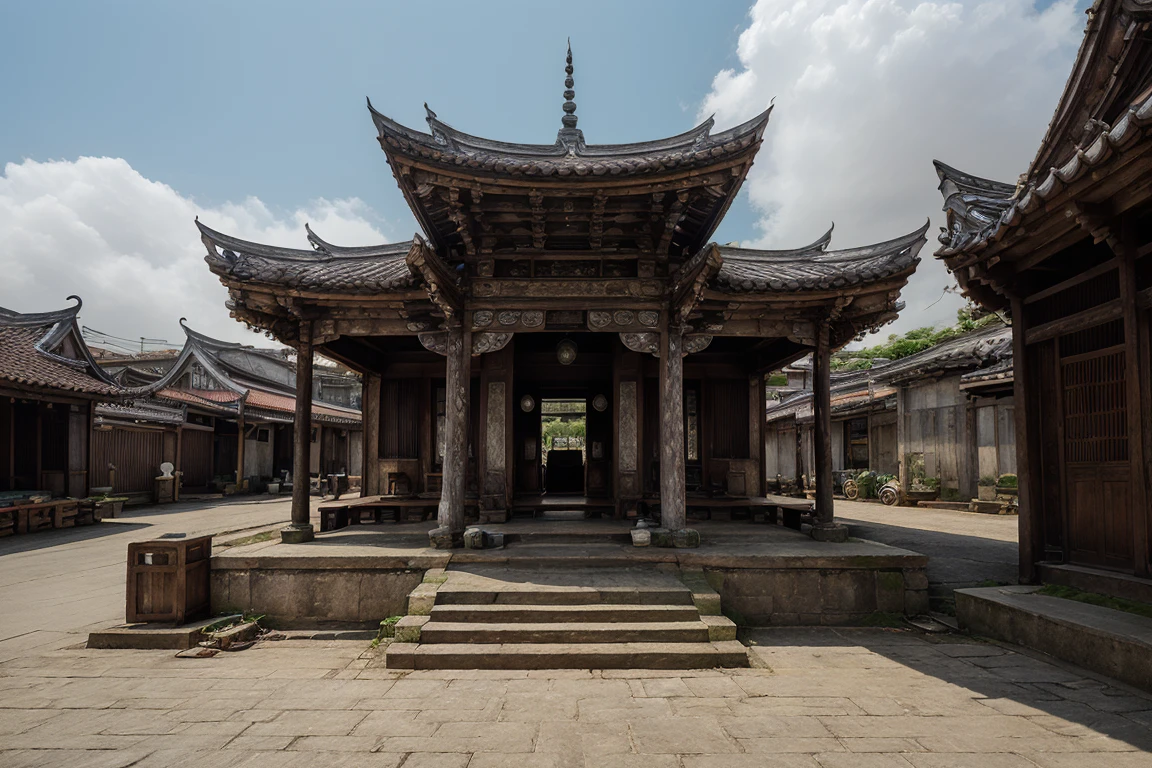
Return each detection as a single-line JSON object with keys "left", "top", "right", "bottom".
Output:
{"left": 977, "top": 475, "right": 998, "bottom": 501}
{"left": 906, "top": 476, "right": 940, "bottom": 505}
{"left": 996, "top": 473, "right": 1018, "bottom": 497}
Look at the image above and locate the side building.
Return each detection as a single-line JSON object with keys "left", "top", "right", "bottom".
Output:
{"left": 934, "top": 0, "right": 1152, "bottom": 587}
{"left": 765, "top": 323, "right": 1015, "bottom": 501}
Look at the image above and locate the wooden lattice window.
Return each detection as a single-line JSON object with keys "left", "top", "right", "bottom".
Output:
{"left": 1061, "top": 349, "right": 1128, "bottom": 464}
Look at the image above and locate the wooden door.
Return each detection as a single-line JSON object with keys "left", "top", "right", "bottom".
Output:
{"left": 1061, "top": 338, "right": 1134, "bottom": 570}
{"left": 180, "top": 429, "right": 214, "bottom": 489}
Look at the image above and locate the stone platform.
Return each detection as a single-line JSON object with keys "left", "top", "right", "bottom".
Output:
{"left": 210, "top": 519, "right": 928, "bottom": 629}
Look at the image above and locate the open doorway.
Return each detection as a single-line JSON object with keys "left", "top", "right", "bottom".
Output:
{"left": 540, "top": 399, "right": 586, "bottom": 495}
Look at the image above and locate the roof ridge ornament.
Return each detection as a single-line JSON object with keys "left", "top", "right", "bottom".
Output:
{"left": 557, "top": 38, "right": 585, "bottom": 155}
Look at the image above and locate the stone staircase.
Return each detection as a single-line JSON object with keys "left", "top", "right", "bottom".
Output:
{"left": 385, "top": 566, "right": 748, "bottom": 670}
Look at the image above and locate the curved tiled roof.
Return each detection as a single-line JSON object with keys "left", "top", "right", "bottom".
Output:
{"left": 0, "top": 300, "right": 121, "bottom": 396}
{"left": 712, "top": 222, "right": 928, "bottom": 293}
{"left": 369, "top": 100, "right": 772, "bottom": 179}
{"left": 199, "top": 220, "right": 416, "bottom": 294}
{"left": 935, "top": 87, "right": 1152, "bottom": 259}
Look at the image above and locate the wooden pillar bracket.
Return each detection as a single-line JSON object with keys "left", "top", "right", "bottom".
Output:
{"left": 406, "top": 235, "right": 462, "bottom": 320}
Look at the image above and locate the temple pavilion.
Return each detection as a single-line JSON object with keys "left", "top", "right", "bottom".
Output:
{"left": 200, "top": 46, "right": 927, "bottom": 547}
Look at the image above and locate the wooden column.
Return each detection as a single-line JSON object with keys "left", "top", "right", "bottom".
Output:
{"left": 813, "top": 324, "right": 834, "bottom": 525}
{"left": 659, "top": 326, "right": 687, "bottom": 532}
{"left": 283, "top": 321, "right": 315, "bottom": 543}
{"left": 236, "top": 408, "right": 246, "bottom": 490}
{"left": 433, "top": 322, "right": 470, "bottom": 547}
{"left": 1118, "top": 232, "right": 1150, "bottom": 577}
{"left": 363, "top": 373, "right": 381, "bottom": 497}
{"left": 1011, "top": 296, "right": 1039, "bottom": 582}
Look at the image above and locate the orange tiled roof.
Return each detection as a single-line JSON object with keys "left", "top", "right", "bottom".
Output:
{"left": 0, "top": 325, "right": 120, "bottom": 396}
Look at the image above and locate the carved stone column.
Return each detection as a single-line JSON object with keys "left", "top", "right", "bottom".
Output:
{"left": 363, "top": 373, "right": 381, "bottom": 496}
{"left": 431, "top": 322, "right": 470, "bottom": 548}
{"left": 658, "top": 325, "right": 692, "bottom": 543}
{"left": 283, "top": 321, "right": 315, "bottom": 544}
{"left": 811, "top": 322, "right": 847, "bottom": 542}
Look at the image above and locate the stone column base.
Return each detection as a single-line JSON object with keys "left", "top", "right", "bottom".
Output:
{"left": 429, "top": 527, "right": 464, "bottom": 549}
{"left": 280, "top": 524, "right": 315, "bottom": 544}
{"left": 808, "top": 522, "right": 849, "bottom": 543}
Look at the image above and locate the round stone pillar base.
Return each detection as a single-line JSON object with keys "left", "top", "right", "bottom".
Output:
{"left": 280, "top": 524, "right": 315, "bottom": 544}
{"left": 809, "top": 522, "right": 849, "bottom": 543}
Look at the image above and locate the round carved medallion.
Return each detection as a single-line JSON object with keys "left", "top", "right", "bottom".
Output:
{"left": 520, "top": 395, "right": 536, "bottom": 413}
{"left": 592, "top": 394, "right": 608, "bottom": 412}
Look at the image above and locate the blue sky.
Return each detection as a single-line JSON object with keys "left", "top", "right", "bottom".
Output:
{"left": 0, "top": 0, "right": 761, "bottom": 244}
{"left": 0, "top": 1, "right": 1091, "bottom": 346}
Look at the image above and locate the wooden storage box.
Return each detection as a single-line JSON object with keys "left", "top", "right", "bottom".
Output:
{"left": 126, "top": 535, "right": 212, "bottom": 624}
{"left": 52, "top": 501, "right": 79, "bottom": 529}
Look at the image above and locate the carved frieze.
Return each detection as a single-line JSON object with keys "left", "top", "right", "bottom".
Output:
{"left": 620, "top": 332, "right": 659, "bottom": 355}
{"left": 473, "top": 310, "right": 494, "bottom": 328}
{"left": 588, "top": 310, "right": 612, "bottom": 329}
{"left": 419, "top": 332, "right": 447, "bottom": 355}
{"left": 637, "top": 311, "right": 659, "bottom": 327}
{"left": 472, "top": 279, "right": 664, "bottom": 299}
{"left": 546, "top": 310, "right": 583, "bottom": 327}
{"left": 472, "top": 332, "right": 513, "bottom": 355}
{"left": 682, "top": 335, "right": 713, "bottom": 355}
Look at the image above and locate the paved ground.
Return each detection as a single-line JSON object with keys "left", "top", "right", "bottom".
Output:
{"left": 0, "top": 496, "right": 295, "bottom": 663}
{"left": 834, "top": 500, "right": 1019, "bottom": 593}
{"left": 1, "top": 628, "right": 1150, "bottom": 767}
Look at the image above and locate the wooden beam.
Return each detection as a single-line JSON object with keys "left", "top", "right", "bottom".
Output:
{"left": 1118, "top": 225, "right": 1150, "bottom": 578}
{"left": 363, "top": 373, "right": 381, "bottom": 497}
{"left": 658, "top": 324, "right": 687, "bottom": 532}
{"left": 406, "top": 235, "right": 462, "bottom": 319}
{"left": 669, "top": 244, "right": 723, "bottom": 324}
{"left": 812, "top": 324, "right": 834, "bottom": 526}
{"left": 1012, "top": 296, "right": 1040, "bottom": 583}
{"left": 434, "top": 322, "right": 470, "bottom": 547}
{"left": 1024, "top": 299, "right": 1123, "bottom": 345}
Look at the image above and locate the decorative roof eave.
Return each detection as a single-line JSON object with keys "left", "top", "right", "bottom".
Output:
{"left": 873, "top": 324, "right": 1013, "bottom": 385}
{"left": 710, "top": 220, "right": 928, "bottom": 295}
{"left": 198, "top": 219, "right": 417, "bottom": 296}
{"left": 368, "top": 98, "right": 772, "bottom": 180}
{"left": 934, "top": 88, "right": 1152, "bottom": 267}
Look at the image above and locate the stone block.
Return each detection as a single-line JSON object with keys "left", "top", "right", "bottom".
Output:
{"left": 905, "top": 589, "right": 929, "bottom": 615}
{"left": 701, "top": 615, "right": 737, "bottom": 641}
{"left": 479, "top": 509, "right": 508, "bottom": 524}
{"left": 809, "top": 522, "right": 849, "bottom": 542}
{"left": 672, "top": 528, "right": 700, "bottom": 548}
{"left": 279, "top": 525, "right": 314, "bottom": 544}
{"left": 211, "top": 620, "right": 259, "bottom": 650}
{"left": 394, "top": 615, "right": 429, "bottom": 644}
{"left": 428, "top": 527, "right": 462, "bottom": 550}
{"left": 408, "top": 583, "right": 440, "bottom": 616}
{"left": 650, "top": 528, "right": 673, "bottom": 547}
{"left": 485, "top": 531, "right": 505, "bottom": 549}
{"left": 903, "top": 568, "right": 929, "bottom": 591}
{"left": 631, "top": 529, "right": 651, "bottom": 547}
{"left": 463, "top": 528, "right": 485, "bottom": 549}
{"left": 875, "top": 571, "right": 906, "bottom": 614}
{"left": 821, "top": 570, "right": 877, "bottom": 613}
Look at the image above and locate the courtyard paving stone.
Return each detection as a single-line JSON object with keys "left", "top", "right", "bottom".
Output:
{"left": 0, "top": 629, "right": 1148, "bottom": 765}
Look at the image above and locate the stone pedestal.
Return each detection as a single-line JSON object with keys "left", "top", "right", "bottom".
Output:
{"left": 280, "top": 524, "right": 315, "bottom": 544}
{"left": 809, "top": 522, "right": 849, "bottom": 543}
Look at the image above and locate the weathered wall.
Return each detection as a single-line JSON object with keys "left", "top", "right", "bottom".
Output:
{"left": 704, "top": 564, "right": 929, "bottom": 626}
{"left": 974, "top": 396, "right": 1016, "bottom": 480}
{"left": 349, "top": 430, "right": 363, "bottom": 476}
{"left": 243, "top": 431, "right": 273, "bottom": 479}
{"left": 211, "top": 565, "right": 425, "bottom": 629}
{"left": 901, "top": 376, "right": 973, "bottom": 499}
{"left": 870, "top": 412, "right": 898, "bottom": 475}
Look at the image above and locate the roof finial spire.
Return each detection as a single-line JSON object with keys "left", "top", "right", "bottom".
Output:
{"left": 562, "top": 38, "right": 578, "bottom": 131}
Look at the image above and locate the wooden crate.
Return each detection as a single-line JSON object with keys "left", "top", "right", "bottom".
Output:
{"left": 52, "top": 501, "right": 79, "bottom": 529}
{"left": 18, "top": 504, "right": 55, "bottom": 534}
{"left": 126, "top": 536, "right": 212, "bottom": 624}
{"left": 0, "top": 507, "right": 16, "bottom": 537}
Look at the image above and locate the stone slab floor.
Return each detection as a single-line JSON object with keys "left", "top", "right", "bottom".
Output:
{"left": 2, "top": 628, "right": 1150, "bottom": 767}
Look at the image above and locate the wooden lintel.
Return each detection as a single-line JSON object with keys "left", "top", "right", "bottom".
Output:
{"left": 1024, "top": 298, "right": 1123, "bottom": 345}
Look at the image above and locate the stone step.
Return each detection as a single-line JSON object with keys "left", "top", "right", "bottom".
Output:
{"left": 385, "top": 640, "right": 749, "bottom": 670}
{"left": 429, "top": 603, "right": 701, "bottom": 624}
{"left": 420, "top": 621, "right": 711, "bottom": 644}
{"left": 434, "top": 586, "right": 693, "bottom": 606}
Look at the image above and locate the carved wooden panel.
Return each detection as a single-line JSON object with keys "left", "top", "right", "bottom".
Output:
{"left": 618, "top": 380, "right": 638, "bottom": 496}
{"left": 484, "top": 381, "right": 506, "bottom": 496}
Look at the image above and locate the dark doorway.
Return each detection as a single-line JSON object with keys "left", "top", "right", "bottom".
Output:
{"left": 541, "top": 399, "right": 585, "bottom": 495}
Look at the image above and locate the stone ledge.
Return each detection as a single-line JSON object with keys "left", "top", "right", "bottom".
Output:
{"left": 956, "top": 585, "right": 1152, "bottom": 693}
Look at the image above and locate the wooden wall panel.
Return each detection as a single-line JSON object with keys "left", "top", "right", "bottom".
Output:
{"left": 92, "top": 427, "right": 165, "bottom": 494}
{"left": 181, "top": 429, "right": 214, "bottom": 489}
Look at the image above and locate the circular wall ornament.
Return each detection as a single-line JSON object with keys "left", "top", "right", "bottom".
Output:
{"left": 556, "top": 339, "right": 578, "bottom": 366}
{"left": 592, "top": 394, "right": 608, "bottom": 412}
{"left": 520, "top": 394, "right": 536, "bottom": 413}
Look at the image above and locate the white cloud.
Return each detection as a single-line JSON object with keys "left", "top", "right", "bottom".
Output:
{"left": 702, "top": 0, "right": 1084, "bottom": 338}
{"left": 0, "top": 157, "right": 392, "bottom": 350}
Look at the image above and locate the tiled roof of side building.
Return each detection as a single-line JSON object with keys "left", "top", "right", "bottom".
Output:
{"left": 0, "top": 300, "right": 122, "bottom": 397}
{"left": 198, "top": 220, "right": 416, "bottom": 295}
{"left": 711, "top": 221, "right": 928, "bottom": 293}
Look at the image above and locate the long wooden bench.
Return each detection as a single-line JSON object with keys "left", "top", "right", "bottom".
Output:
{"left": 319, "top": 495, "right": 482, "bottom": 532}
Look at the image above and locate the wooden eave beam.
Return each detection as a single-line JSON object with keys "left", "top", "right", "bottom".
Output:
{"left": 406, "top": 235, "right": 463, "bottom": 319}
{"left": 670, "top": 244, "right": 723, "bottom": 323}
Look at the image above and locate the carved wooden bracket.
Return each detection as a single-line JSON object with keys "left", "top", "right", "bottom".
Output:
{"left": 618, "top": 332, "right": 712, "bottom": 358}
{"left": 670, "top": 244, "right": 723, "bottom": 324}
{"left": 406, "top": 234, "right": 462, "bottom": 319}
{"left": 420, "top": 331, "right": 513, "bottom": 356}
